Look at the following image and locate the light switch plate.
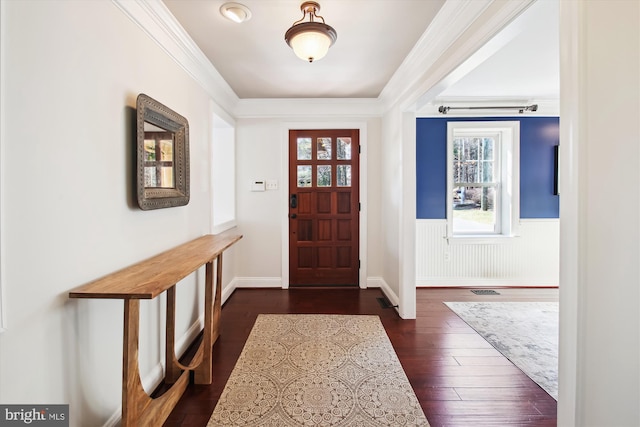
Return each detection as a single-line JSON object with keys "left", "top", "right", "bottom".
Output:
{"left": 266, "top": 179, "right": 278, "bottom": 190}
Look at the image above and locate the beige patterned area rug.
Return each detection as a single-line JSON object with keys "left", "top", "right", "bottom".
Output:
{"left": 207, "top": 314, "right": 429, "bottom": 426}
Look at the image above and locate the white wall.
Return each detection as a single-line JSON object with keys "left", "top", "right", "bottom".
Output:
{"left": 379, "top": 108, "right": 404, "bottom": 310}
{"left": 558, "top": 1, "right": 640, "bottom": 425}
{"left": 234, "top": 116, "right": 383, "bottom": 288}
{"left": 0, "top": 1, "right": 237, "bottom": 425}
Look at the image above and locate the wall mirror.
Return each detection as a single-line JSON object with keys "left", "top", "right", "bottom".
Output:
{"left": 136, "top": 93, "right": 190, "bottom": 210}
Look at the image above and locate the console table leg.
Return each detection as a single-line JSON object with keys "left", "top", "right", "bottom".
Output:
{"left": 165, "top": 286, "right": 181, "bottom": 384}
{"left": 122, "top": 299, "right": 150, "bottom": 426}
{"left": 213, "top": 253, "right": 223, "bottom": 344}
{"left": 194, "top": 259, "right": 214, "bottom": 384}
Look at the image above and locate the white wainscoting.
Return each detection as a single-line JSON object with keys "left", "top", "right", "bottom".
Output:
{"left": 416, "top": 219, "right": 559, "bottom": 287}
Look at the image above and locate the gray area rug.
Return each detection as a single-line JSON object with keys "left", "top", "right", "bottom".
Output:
{"left": 208, "top": 314, "right": 429, "bottom": 426}
{"left": 445, "top": 301, "right": 558, "bottom": 400}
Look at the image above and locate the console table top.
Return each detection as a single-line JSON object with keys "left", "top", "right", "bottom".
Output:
{"left": 69, "top": 231, "right": 242, "bottom": 300}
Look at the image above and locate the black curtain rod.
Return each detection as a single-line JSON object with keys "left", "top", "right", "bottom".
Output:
{"left": 438, "top": 104, "right": 538, "bottom": 114}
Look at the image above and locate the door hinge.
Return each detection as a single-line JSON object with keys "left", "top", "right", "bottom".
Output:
{"left": 359, "top": 260, "right": 361, "bottom": 269}
{"left": 358, "top": 145, "right": 361, "bottom": 154}
{"left": 359, "top": 202, "right": 361, "bottom": 211}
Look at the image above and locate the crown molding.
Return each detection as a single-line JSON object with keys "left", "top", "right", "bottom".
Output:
{"left": 234, "top": 98, "right": 384, "bottom": 119}
{"left": 112, "top": 0, "right": 539, "bottom": 120}
{"left": 379, "top": 0, "right": 535, "bottom": 113}
{"left": 112, "top": 0, "right": 239, "bottom": 115}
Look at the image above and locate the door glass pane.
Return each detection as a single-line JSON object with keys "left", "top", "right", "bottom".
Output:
{"left": 317, "top": 165, "right": 331, "bottom": 187}
{"left": 337, "top": 165, "right": 351, "bottom": 187}
{"left": 297, "top": 165, "right": 312, "bottom": 187}
{"left": 452, "top": 186, "right": 496, "bottom": 233}
{"left": 297, "top": 137, "right": 312, "bottom": 160}
{"left": 337, "top": 137, "right": 352, "bottom": 160}
{"left": 317, "top": 137, "right": 332, "bottom": 160}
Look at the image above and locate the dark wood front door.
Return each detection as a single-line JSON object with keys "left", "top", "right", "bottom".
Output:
{"left": 289, "top": 129, "right": 360, "bottom": 286}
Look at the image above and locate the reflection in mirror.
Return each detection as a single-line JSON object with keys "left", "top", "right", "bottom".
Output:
{"left": 136, "top": 94, "right": 189, "bottom": 210}
{"left": 143, "top": 122, "right": 175, "bottom": 188}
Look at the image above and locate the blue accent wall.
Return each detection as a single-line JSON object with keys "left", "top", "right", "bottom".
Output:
{"left": 416, "top": 117, "right": 559, "bottom": 219}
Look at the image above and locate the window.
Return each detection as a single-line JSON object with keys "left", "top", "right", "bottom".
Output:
{"left": 447, "top": 121, "right": 520, "bottom": 238}
{"left": 211, "top": 113, "right": 236, "bottom": 233}
{"left": 143, "top": 132, "right": 175, "bottom": 188}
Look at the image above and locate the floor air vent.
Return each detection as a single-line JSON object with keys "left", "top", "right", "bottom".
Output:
{"left": 471, "top": 289, "right": 500, "bottom": 295}
{"left": 377, "top": 297, "right": 395, "bottom": 309}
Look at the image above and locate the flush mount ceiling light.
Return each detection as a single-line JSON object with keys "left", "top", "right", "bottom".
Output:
{"left": 220, "top": 2, "right": 252, "bottom": 23}
{"left": 284, "top": 1, "right": 337, "bottom": 62}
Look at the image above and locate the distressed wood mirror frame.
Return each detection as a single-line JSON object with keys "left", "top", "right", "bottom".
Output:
{"left": 136, "top": 94, "right": 190, "bottom": 210}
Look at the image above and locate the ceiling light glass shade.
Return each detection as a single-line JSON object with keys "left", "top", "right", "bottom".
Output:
{"left": 285, "top": 22, "right": 336, "bottom": 62}
{"left": 284, "top": 2, "right": 337, "bottom": 62}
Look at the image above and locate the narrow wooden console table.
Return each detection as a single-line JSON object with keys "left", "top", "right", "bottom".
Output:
{"left": 69, "top": 230, "right": 242, "bottom": 427}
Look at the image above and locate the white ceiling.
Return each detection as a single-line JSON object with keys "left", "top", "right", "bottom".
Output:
{"left": 436, "top": 0, "right": 559, "bottom": 101}
{"left": 162, "top": 0, "right": 559, "bottom": 102}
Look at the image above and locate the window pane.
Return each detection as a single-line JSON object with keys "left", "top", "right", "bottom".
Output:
{"left": 479, "top": 137, "right": 495, "bottom": 183}
{"left": 317, "top": 137, "right": 332, "bottom": 160}
{"left": 297, "top": 137, "right": 312, "bottom": 160}
{"left": 453, "top": 186, "right": 496, "bottom": 233}
{"left": 456, "top": 137, "right": 479, "bottom": 161}
{"left": 336, "top": 165, "right": 351, "bottom": 187}
{"left": 454, "top": 161, "right": 478, "bottom": 184}
{"left": 297, "top": 165, "right": 311, "bottom": 187}
{"left": 317, "top": 165, "right": 331, "bottom": 187}
{"left": 453, "top": 137, "right": 495, "bottom": 184}
{"left": 144, "top": 167, "right": 156, "bottom": 187}
{"left": 480, "top": 160, "right": 493, "bottom": 182}
{"left": 337, "top": 165, "right": 351, "bottom": 187}
{"left": 144, "top": 140, "right": 156, "bottom": 161}
{"left": 337, "top": 137, "right": 352, "bottom": 160}
{"left": 482, "top": 137, "right": 494, "bottom": 159}
{"left": 159, "top": 139, "right": 173, "bottom": 162}
{"left": 159, "top": 166, "right": 174, "bottom": 188}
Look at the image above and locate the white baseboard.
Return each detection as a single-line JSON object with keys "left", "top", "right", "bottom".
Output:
{"left": 221, "top": 277, "right": 282, "bottom": 306}
{"left": 367, "top": 277, "right": 399, "bottom": 308}
{"left": 102, "top": 407, "right": 121, "bottom": 427}
{"left": 365, "top": 277, "right": 382, "bottom": 288}
{"left": 222, "top": 278, "right": 238, "bottom": 305}
{"left": 417, "top": 278, "right": 559, "bottom": 287}
{"left": 233, "top": 277, "right": 283, "bottom": 288}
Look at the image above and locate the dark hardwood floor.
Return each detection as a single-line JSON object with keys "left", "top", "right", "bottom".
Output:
{"left": 163, "top": 287, "right": 558, "bottom": 426}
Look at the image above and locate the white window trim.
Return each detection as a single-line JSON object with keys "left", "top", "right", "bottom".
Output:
{"left": 446, "top": 121, "right": 520, "bottom": 242}
{"left": 211, "top": 111, "right": 237, "bottom": 234}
